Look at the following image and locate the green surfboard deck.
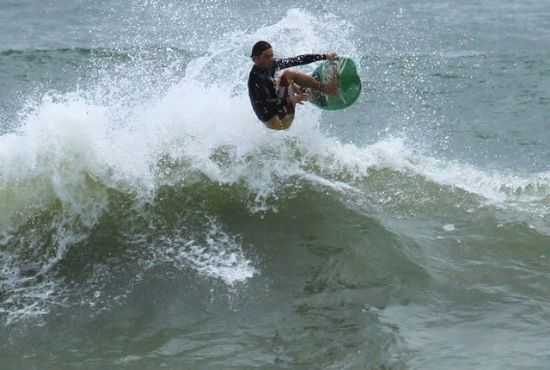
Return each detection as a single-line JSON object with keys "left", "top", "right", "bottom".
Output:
{"left": 310, "top": 57, "right": 362, "bottom": 111}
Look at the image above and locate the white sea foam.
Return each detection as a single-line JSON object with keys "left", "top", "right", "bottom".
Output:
{"left": 1, "top": 8, "right": 548, "bottom": 323}
{"left": 151, "top": 218, "right": 257, "bottom": 286}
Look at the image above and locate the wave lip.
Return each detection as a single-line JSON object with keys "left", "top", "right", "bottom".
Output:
{"left": 1, "top": 8, "right": 549, "bottom": 335}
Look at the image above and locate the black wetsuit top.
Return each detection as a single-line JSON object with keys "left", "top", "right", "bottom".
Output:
{"left": 248, "top": 54, "right": 327, "bottom": 122}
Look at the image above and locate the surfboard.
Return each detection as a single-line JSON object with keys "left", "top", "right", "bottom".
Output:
{"left": 310, "top": 57, "right": 362, "bottom": 110}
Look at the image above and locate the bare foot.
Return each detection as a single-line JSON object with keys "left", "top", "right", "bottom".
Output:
{"left": 292, "top": 83, "right": 307, "bottom": 95}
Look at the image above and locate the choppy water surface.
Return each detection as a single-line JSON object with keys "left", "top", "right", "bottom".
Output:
{"left": 1, "top": 1, "right": 549, "bottom": 369}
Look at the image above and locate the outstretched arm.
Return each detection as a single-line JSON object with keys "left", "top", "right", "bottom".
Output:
{"left": 275, "top": 52, "right": 338, "bottom": 70}
{"left": 275, "top": 54, "right": 326, "bottom": 69}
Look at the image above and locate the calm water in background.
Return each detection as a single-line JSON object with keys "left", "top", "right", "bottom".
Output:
{"left": 1, "top": 1, "right": 549, "bottom": 369}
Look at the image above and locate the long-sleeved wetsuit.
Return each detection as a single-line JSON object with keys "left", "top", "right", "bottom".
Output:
{"left": 248, "top": 54, "right": 327, "bottom": 123}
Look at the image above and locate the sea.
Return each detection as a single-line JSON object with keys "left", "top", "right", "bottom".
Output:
{"left": 1, "top": 1, "right": 549, "bottom": 369}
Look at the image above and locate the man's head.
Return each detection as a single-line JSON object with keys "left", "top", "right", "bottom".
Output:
{"left": 251, "top": 41, "right": 273, "bottom": 69}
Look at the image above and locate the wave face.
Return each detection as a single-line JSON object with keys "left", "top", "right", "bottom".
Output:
{"left": 1, "top": 4, "right": 550, "bottom": 370}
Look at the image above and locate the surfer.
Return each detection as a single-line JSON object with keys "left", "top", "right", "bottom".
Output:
{"left": 248, "top": 41, "right": 338, "bottom": 130}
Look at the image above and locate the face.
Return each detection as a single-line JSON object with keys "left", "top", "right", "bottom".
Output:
{"left": 254, "top": 48, "right": 274, "bottom": 69}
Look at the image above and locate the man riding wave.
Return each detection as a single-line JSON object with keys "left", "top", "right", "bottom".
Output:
{"left": 247, "top": 41, "right": 338, "bottom": 130}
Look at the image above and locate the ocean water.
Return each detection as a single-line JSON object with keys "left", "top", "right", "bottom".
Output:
{"left": 1, "top": 1, "right": 549, "bottom": 369}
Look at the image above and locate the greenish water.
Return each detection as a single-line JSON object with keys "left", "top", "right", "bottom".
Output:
{"left": 1, "top": 1, "right": 549, "bottom": 369}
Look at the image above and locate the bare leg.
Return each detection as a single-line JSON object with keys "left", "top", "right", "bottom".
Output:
{"left": 282, "top": 70, "right": 337, "bottom": 95}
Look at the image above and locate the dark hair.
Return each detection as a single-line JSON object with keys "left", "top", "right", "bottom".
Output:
{"left": 250, "top": 41, "right": 272, "bottom": 58}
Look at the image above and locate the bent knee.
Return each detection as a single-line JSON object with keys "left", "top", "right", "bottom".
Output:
{"left": 281, "top": 69, "right": 298, "bottom": 82}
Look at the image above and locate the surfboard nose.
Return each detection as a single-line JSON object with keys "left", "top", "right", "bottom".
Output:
{"left": 310, "top": 57, "right": 362, "bottom": 111}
